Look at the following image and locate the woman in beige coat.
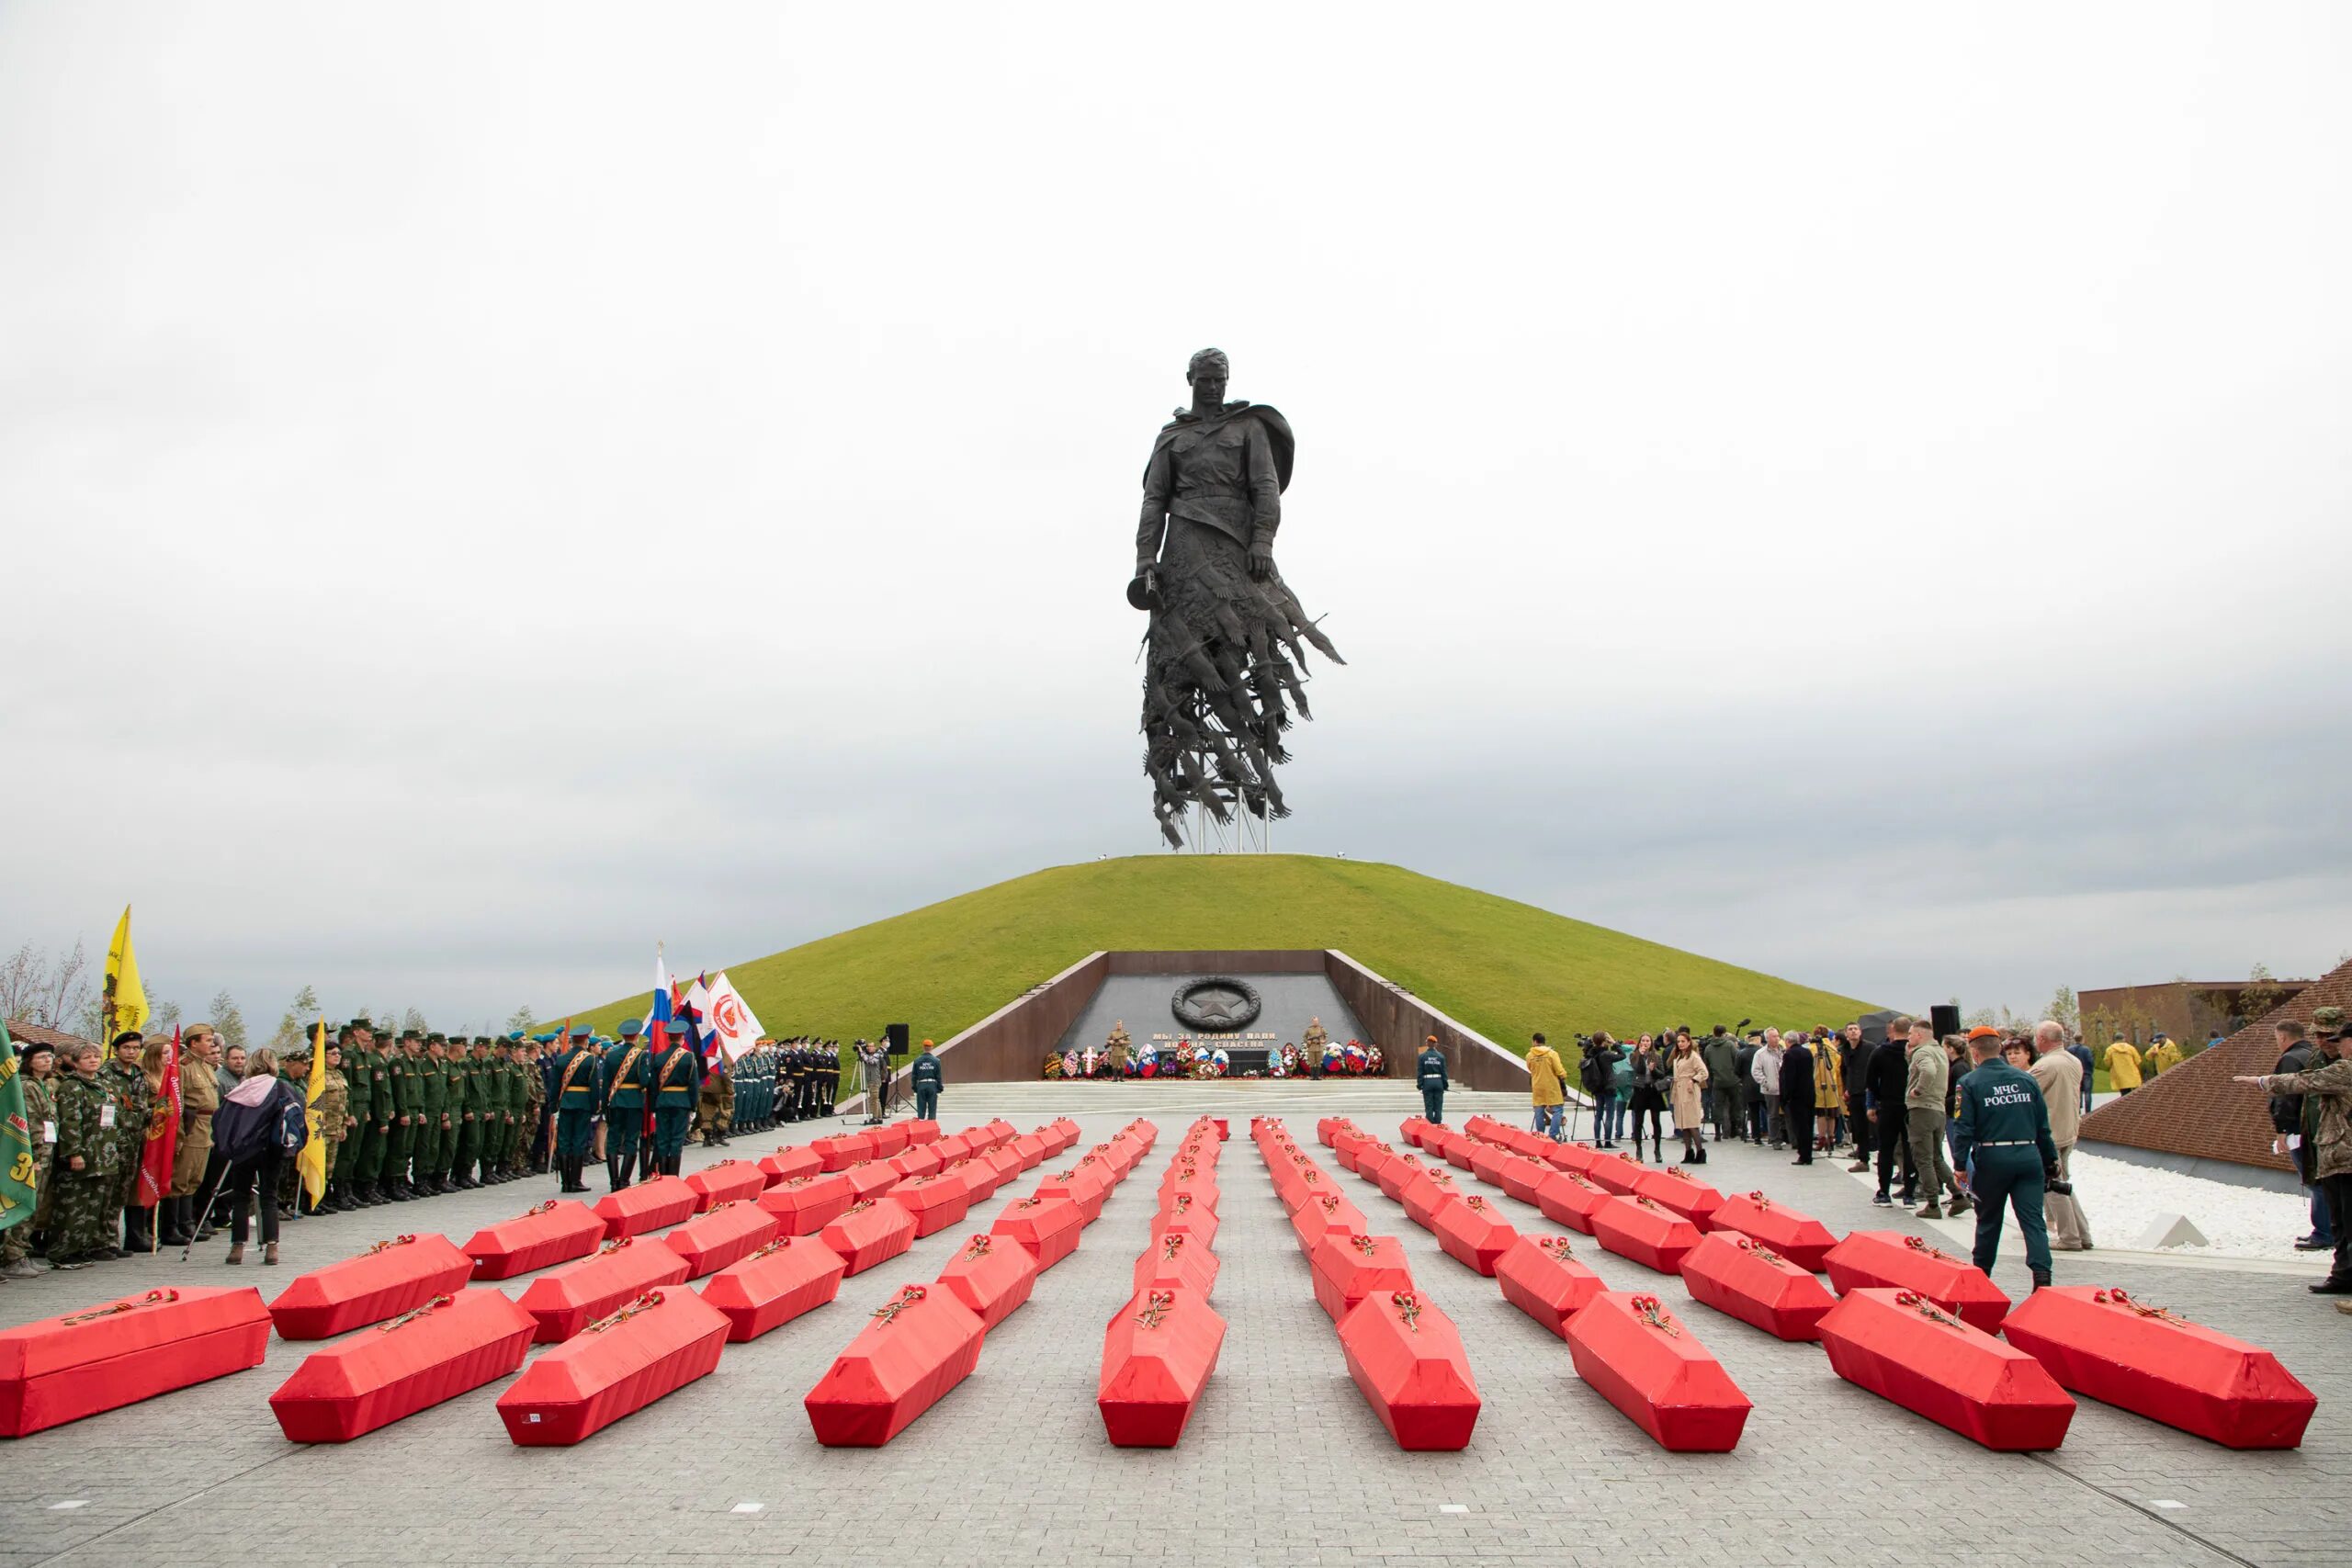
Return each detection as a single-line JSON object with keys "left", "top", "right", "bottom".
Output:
{"left": 1669, "top": 1036, "right": 1712, "bottom": 1166}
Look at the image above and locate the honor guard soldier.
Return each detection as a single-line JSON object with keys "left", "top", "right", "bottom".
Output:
{"left": 549, "top": 1028, "right": 599, "bottom": 1191}
{"left": 1417, "top": 1034, "right": 1450, "bottom": 1124}
{"left": 600, "top": 1021, "right": 650, "bottom": 1191}
{"left": 650, "top": 1029, "right": 704, "bottom": 1176}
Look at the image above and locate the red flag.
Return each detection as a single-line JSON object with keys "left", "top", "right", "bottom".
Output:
{"left": 138, "top": 1025, "right": 182, "bottom": 1217}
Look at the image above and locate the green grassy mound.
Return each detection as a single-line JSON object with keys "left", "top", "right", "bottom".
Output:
{"left": 561, "top": 855, "right": 1874, "bottom": 1061}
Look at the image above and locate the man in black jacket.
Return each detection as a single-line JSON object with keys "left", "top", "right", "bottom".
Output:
{"left": 1782, "top": 1032, "right": 1817, "bottom": 1164}
{"left": 1416, "top": 1036, "right": 1449, "bottom": 1124}
{"left": 910, "top": 1040, "right": 944, "bottom": 1122}
{"left": 1581, "top": 1034, "right": 1624, "bottom": 1147}
{"left": 1867, "top": 1017, "right": 1917, "bottom": 1204}
{"left": 2272, "top": 1020, "right": 2333, "bottom": 1251}
{"left": 1840, "top": 1021, "right": 1871, "bottom": 1159}
{"left": 1733, "top": 1034, "right": 1761, "bottom": 1144}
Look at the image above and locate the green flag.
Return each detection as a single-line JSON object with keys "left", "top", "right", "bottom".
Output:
{"left": 0, "top": 1021, "right": 36, "bottom": 1235}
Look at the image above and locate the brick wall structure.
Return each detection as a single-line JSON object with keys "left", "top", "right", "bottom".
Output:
{"left": 2080, "top": 951, "right": 2352, "bottom": 1175}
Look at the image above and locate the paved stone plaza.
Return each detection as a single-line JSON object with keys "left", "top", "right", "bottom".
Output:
{"left": 1, "top": 1083, "right": 2344, "bottom": 1568}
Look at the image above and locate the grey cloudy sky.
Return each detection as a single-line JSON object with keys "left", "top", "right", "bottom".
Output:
{"left": 6, "top": 2, "right": 2347, "bottom": 1034}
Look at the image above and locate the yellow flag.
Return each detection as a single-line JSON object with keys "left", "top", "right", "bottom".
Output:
{"left": 103, "top": 906, "right": 149, "bottom": 1041}
{"left": 297, "top": 1018, "right": 328, "bottom": 1204}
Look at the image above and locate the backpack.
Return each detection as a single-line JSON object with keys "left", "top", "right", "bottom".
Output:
{"left": 276, "top": 1088, "right": 311, "bottom": 1156}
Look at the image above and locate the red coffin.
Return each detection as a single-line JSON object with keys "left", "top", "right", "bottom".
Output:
{"left": 0, "top": 1286, "right": 269, "bottom": 1437}
{"left": 1157, "top": 1190, "right": 1220, "bottom": 1247}
{"left": 1375, "top": 1153, "right": 1426, "bottom": 1201}
{"left": 1009, "top": 1133, "right": 1047, "bottom": 1171}
{"left": 684, "top": 1158, "right": 767, "bottom": 1212}
{"left": 1498, "top": 1156, "right": 1550, "bottom": 1205}
{"left": 806, "top": 1284, "right": 987, "bottom": 1446}
{"left": 1036, "top": 1166, "right": 1112, "bottom": 1224}
{"left": 1534, "top": 1170, "right": 1611, "bottom": 1235}
{"left": 659, "top": 1201, "right": 782, "bottom": 1280}
{"left": 1357, "top": 1145, "right": 1407, "bottom": 1192}
{"left": 463, "top": 1201, "right": 608, "bottom": 1281}
{"left": 981, "top": 1145, "right": 1023, "bottom": 1194}
{"left": 956, "top": 1153, "right": 1010, "bottom": 1202}
{"left": 1495, "top": 1234, "right": 1604, "bottom": 1337}
{"left": 934, "top": 1132, "right": 975, "bottom": 1164}
{"left": 1339, "top": 1289, "right": 1482, "bottom": 1450}
{"left": 1430, "top": 1194, "right": 1519, "bottom": 1277}
{"left": 1398, "top": 1117, "right": 1433, "bottom": 1148}
{"left": 1584, "top": 1154, "right": 1645, "bottom": 1196}
{"left": 905, "top": 1118, "right": 943, "bottom": 1145}
{"left": 811, "top": 1132, "right": 876, "bottom": 1171}
{"left": 1274, "top": 1158, "right": 1331, "bottom": 1213}
{"left": 1317, "top": 1116, "right": 1351, "bottom": 1147}
{"left": 991, "top": 1194, "right": 1085, "bottom": 1269}
{"left": 1400, "top": 1167, "right": 1465, "bottom": 1229}
{"left": 1591, "top": 1196, "right": 1702, "bottom": 1275}
{"left": 1099, "top": 1286, "right": 1227, "bottom": 1447}
{"left": 868, "top": 1122, "right": 910, "bottom": 1158}
{"left": 983, "top": 1118, "right": 1018, "bottom": 1147}
{"left": 1156, "top": 1167, "right": 1219, "bottom": 1213}
{"left": 1634, "top": 1167, "right": 1723, "bottom": 1229}
{"left": 820, "top": 1200, "right": 919, "bottom": 1277}
{"left": 700, "top": 1235, "right": 848, "bottom": 1341}
{"left": 759, "top": 1145, "right": 823, "bottom": 1186}
{"left": 1540, "top": 1140, "right": 1595, "bottom": 1174}
{"left": 268, "top": 1234, "right": 477, "bottom": 1340}
{"left": 1332, "top": 1129, "right": 1373, "bottom": 1170}
{"left": 2001, "top": 1286, "right": 2317, "bottom": 1450}
{"left": 1045, "top": 1117, "right": 1080, "bottom": 1155}
{"left": 1311, "top": 1233, "right": 1417, "bottom": 1324}
{"left": 594, "top": 1175, "right": 698, "bottom": 1240}
{"left": 759, "top": 1172, "right": 856, "bottom": 1236}
{"left": 888, "top": 1145, "right": 944, "bottom": 1182}
{"left": 1705, "top": 1191, "right": 1837, "bottom": 1271}
{"left": 1818, "top": 1288, "right": 2074, "bottom": 1450}
{"left": 1824, "top": 1231, "right": 2011, "bottom": 1332}
{"left": 517, "top": 1236, "right": 694, "bottom": 1343}
{"left": 884, "top": 1172, "right": 974, "bottom": 1237}
{"left": 499, "top": 1287, "right": 729, "bottom": 1445}
{"left": 935, "top": 1234, "right": 1039, "bottom": 1329}
{"left": 1135, "top": 1232, "right": 1220, "bottom": 1298}
{"left": 1566, "top": 1292, "right": 1752, "bottom": 1451}
{"left": 1679, "top": 1231, "right": 1838, "bottom": 1341}
{"left": 270, "top": 1289, "right": 535, "bottom": 1442}
{"left": 841, "top": 1160, "right": 899, "bottom": 1203}
{"left": 1290, "top": 1191, "right": 1368, "bottom": 1256}
{"left": 1466, "top": 1141, "right": 1513, "bottom": 1189}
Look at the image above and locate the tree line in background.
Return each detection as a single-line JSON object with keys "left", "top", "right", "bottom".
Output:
{"left": 0, "top": 940, "right": 537, "bottom": 1053}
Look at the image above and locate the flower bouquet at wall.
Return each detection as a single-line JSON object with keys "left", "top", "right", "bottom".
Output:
{"left": 1342, "top": 1042, "right": 1369, "bottom": 1076}
{"left": 1042, "top": 1053, "right": 1064, "bottom": 1080}
{"left": 1321, "top": 1042, "right": 1346, "bottom": 1077}
{"left": 1365, "top": 1045, "right": 1385, "bottom": 1074}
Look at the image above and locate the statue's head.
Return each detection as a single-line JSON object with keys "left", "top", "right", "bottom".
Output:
{"left": 1186, "top": 347, "right": 1229, "bottom": 401}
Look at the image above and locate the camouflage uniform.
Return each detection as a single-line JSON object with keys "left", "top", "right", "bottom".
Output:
{"left": 697, "top": 1059, "right": 733, "bottom": 1146}
{"left": 101, "top": 1056, "right": 151, "bottom": 1229}
{"left": 48, "top": 1068, "right": 130, "bottom": 1264}
{"left": 1, "top": 1068, "right": 54, "bottom": 1268}
{"left": 315, "top": 1058, "right": 349, "bottom": 1210}
{"left": 513, "top": 1043, "right": 544, "bottom": 1174}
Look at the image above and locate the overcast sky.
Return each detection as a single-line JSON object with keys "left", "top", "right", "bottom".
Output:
{"left": 5, "top": 3, "right": 2346, "bottom": 1036}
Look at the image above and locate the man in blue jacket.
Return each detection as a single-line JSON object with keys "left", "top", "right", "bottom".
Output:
{"left": 1416, "top": 1035, "right": 1449, "bottom": 1124}
{"left": 1951, "top": 1030, "right": 2059, "bottom": 1291}
{"left": 910, "top": 1040, "right": 944, "bottom": 1122}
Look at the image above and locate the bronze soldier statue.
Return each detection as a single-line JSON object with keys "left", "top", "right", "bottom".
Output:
{"left": 1132, "top": 348, "right": 1342, "bottom": 847}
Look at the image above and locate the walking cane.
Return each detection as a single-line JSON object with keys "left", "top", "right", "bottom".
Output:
{"left": 179, "top": 1150, "right": 231, "bottom": 1263}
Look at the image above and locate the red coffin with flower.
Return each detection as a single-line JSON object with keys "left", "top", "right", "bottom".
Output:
{"left": 1374, "top": 1152, "right": 1425, "bottom": 1201}
{"left": 2001, "top": 1286, "right": 2316, "bottom": 1450}
{"left": 1705, "top": 1191, "right": 1837, "bottom": 1271}
{"left": 1583, "top": 1153, "right": 1645, "bottom": 1196}
{"left": 984, "top": 1117, "right": 1019, "bottom": 1147}
{"left": 1331, "top": 1128, "right": 1374, "bottom": 1170}
{"left": 888, "top": 1145, "right": 944, "bottom": 1183}
{"left": 517, "top": 1236, "right": 694, "bottom": 1343}
{"left": 935, "top": 1234, "right": 1039, "bottom": 1329}
{"left": 1497, "top": 1156, "right": 1550, "bottom": 1205}
{"left": 961, "top": 1153, "right": 1012, "bottom": 1202}
{"left": 1358, "top": 1145, "right": 1409, "bottom": 1193}
{"left": 1134, "top": 1232, "right": 1220, "bottom": 1299}
{"left": 700, "top": 1235, "right": 848, "bottom": 1342}
{"left": 905, "top": 1118, "right": 943, "bottom": 1145}
{"left": 1541, "top": 1139, "right": 1596, "bottom": 1174}
{"left": 658, "top": 1201, "right": 781, "bottom": 1280}
{"left": 990, "top": 1194, "right": 1085, "bottom": 1269}
{"left": 868, "top": 1122, "right": 910, "bottom": 1158}
{"left": 1339, "top": 1290, "right": 1482, "bottom": 1450}
{"left": 0, "top": 1286, "right": 270, "bottom": 1437}
{"left": 499, "top": 1286, "right": 729, "bottom": 1445}
{"left": 1290, "top": 1191, "right": 1367, "bottom": 1257}
{"left": 1156, "top": 1167, "right": 1219, "bottom": 1213}
{"left": 1397, "top": 1117, "right": 1434, "bottom": 1148}
{"left": 270, "top": 1288, "right": 535, "bottom": 1442}
{"left": 1566, "top": 1292, "right": 1751, "bottom": 1451}
{"left": 684, "top": 1158, "right": 767, "bottom": 1213}
{"left": 1099, "top": 1285, "right": 1227, "bottom": 1448}
{"left": 1591, "top": 1196, "right": 1702, "bottom": 1275}
{"left": 1316, "top": 1116, "right": 1351, "bottom": 1147}
{"left": 268, "top": 1234, "right": 477, "bottom": 1340}
{"left": 1466, "top": 1141, "right": 1513, "bottom": 1190}
{"left": 820, "top": 1200, "right": 918, "bottom": 1277}
{"left": 840, "top": 1161, "right": 899, "bottom": 1204}
{"left": 1273, "top": 1156, "right": 1329, "bottom": 1213}
{"left": 594, "top": 1175, "right": 698, "bottom": 1240}
{"left": 1632, "top": 1168, "right": 1724, "bottom": 1229}
{"left": 1036, "top": 1166, "right": 1113, "bottom": 1224}
{"left": 1496, "top": 1234, "right": 1604, "bottom": 1337}
{"left": 1311, "top": 1232, "right": 1417, "bottom": 1324}
{"left": 1400, "top": 1167, "right": 1465, "bottom": 1229}
{"left": 805, "top": 1284, "right": 988, "bottom": 1446}
{"left": 1824, "top": 1231, "right": 2010, "bottom": 1332}
{"left": 1009, "top": 1133, "right": 1048, "bottom": 1171}
{"left": 1156, "top": 1192, "right": 1221, "bottom": 1248}
{"left": 759, "top": 1172, "right": 857, "bottom": 1236}
{"left": 759, "top": 1145, "right": 823, "bottom": 1186}
{"left": 1430, "top": 1194, "right": 1519, "bottom": 1277}
{"left": 1818, "top": 1288, "right": 2074, "bottom": 1450}
{"left": 981, "top": 1145, "right": 1024, "bottom": 1194}
{"left": 883, "top": 1172, "right": 973, "bottom": 1238}
{"left": 1044, "top": 1117, "right": 1080, "bottom": 1156}
{"left": 1534, "top": 1170, "right": 1610, "bottom": 1235}
{"left": 463, "top": 1201, "right": 608, "bottom": 1281}
{"left": 1679, "top": 1231, "right": 1838, "bottom": 1341}
{"left": 1426, "top": 1130, "right": 1476, "bottom": 1171}
{"left": 810, "top": 1132, "right": 877, "bottom": 1171}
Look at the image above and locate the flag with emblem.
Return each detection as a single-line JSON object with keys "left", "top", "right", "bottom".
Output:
{"left": 0, "top": 1021, "right": 36, "bottom": 1237}
{"left": 296, "top": 1019, "right": 329, "bottom": 1205}
{"left": 137, "top": 1025, "right": 183, "bottom": 1221}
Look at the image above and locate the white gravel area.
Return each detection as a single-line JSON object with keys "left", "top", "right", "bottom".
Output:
{"left": 2053, "top": 1147, "right": 2320, "bottom": 1261}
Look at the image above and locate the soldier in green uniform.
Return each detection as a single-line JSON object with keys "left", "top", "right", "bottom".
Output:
{"left": 549, "top": 1029, "right": 598, "bottom": 1190}
{"left": 600, "top": 1021, "right": 650, "bottom": 1192}
{"left": 449, "top": 1036, "right": 482, "bottom": 1188}
{"left": 46, "top": 1041, "right": 130, "bottom": 1269}
{"left": 496, "top": 1035, "right": 524, "bottom": 1181}
{"left": 650, "top": 1032, "right": 703, "bottom": 1177}
{"left": 340, "top": 1021, "right": 380, "bottom": 1210}
{"left": 411, "top": 1033, "right": 447, "bottom": 1193}
{"left": 384, "top": 1029, "right": 419, "bottom": 1201}
{"left": 101, "top": 1032, "right": 155, "bottom": 1251}
{"left": 1, "top": 1039, "right": 58, "bottom": 1276}
{"left": 1951, "top": 1027, "right": 2059, "bottom": 1291}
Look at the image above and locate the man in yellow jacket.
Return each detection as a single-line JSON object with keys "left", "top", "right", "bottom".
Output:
{"left": 2103, "top": 1037, "right": 2144, "bottom": 1096}
{"left": 1527, "top": 1032, "right": 1568, "bottom": 1142}
{"left": 2146, "top": 1033, "right": 2184, "bottom": 1077}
